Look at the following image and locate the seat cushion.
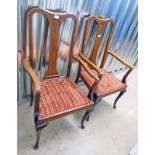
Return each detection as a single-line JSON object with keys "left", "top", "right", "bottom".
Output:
{"left": 80, "top": 68, "right": 127, "bottom": 96}
{"left": 39, "top": 77, "right": 92, "bottom": 120}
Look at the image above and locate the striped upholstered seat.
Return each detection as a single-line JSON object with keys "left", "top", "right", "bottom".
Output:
{"left": 80, "top": 68, "right": 127, "bottom": 97}
{"left": 39, "top": 76, "right": 92, "bottom": 120}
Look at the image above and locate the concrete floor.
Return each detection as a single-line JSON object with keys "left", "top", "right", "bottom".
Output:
{"left": 17, "top": 69, "right": 137, "bottom": 155}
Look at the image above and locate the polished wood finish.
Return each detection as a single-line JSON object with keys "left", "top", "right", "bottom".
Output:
{"left": 27, "top": 7, "right": 78, "bottom": 77}
{"left": 74, "top": 55, "right": 100, "bottom": 81}
{"left": 75, "top": 15, "right": 133, "bottom": 97}
{"left": 74, "top": 15, "right": 134, "bottom": 126}
{"left": 79, "top": 53, "right": 102, "bottom": 76}
{"left": 24, "top": 7, "right": 79, "bottom": 114}
{"left": 81, "top": 16, "right": 114, "bottom": 67}
{"left": 23, "top": 57, "right": 40, "bottom": 94}
{"left": 108, "top": 51, "right": 134, "bottom": 69}
{"left": 108, "top": 50, "right": 134, "bottom": 83}
{"left": 23, "top": 7, "right": 92, "bottom": 149}
{"left": 75, "top": 16, "right": 113, "bottom": 84}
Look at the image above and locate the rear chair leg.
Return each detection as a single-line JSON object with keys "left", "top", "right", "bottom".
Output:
{"left": 75, "top": 74, "right": 80, "bottom": 84}
{"left": 113, "top": 90, "right": 126, "bottom": 109}
{"left": 30, "top": 96, "right": 34, "bottom": 107}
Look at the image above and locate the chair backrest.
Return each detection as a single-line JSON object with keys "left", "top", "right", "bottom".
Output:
{"left": 81, "top": 16, "right": 114, "bottom": 68}
{"left": 25, "top": 7, "right": 78, "bottom": 78}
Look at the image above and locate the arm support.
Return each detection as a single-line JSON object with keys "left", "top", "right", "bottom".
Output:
{"left": 23, "top": 57, "right": 40, "bottom": 94}
{"left": 79, "top": 53, "right": 102, "bottom": 76}
{"left": 74, "top": 55, "right": 100, "bottom": 81}
{"left": 108, "top": 50, "right": 134, "bottom": 83}
{"left": 108, "top": 51, "right": 134, "bottom": 69}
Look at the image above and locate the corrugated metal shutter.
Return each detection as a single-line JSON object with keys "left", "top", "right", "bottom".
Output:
{"left": 17, "top": 0, "right": 138, "bottom": 104}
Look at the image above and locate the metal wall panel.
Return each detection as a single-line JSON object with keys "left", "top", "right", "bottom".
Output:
{"left": 17, "top": 0, "right": 138, "bottom": 104}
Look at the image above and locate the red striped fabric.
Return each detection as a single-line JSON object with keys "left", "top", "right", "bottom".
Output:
{"left": 80, "top": 68, "right": 127, "bottom": 96}
{"left": 39, "top": 77, "right": 92, "bottom": 120}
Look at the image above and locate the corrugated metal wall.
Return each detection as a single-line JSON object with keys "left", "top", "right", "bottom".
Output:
{"left": 17, "top": 0, "right": 138, "bottom": 104}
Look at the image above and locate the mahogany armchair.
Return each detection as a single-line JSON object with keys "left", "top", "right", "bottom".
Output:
{"left": 23, "top": 7, "right": 93, "bottom": 149}
{"left": 74, "top": 16, "right": 134, "bottom": 129}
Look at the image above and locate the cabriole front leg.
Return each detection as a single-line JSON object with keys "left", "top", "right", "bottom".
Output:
{"left": 33, "top": 127, "right": 41, "bottom": 150}
{"left": 81, "top": 106, "right": 95, "bottom": 129}
{"left": 86, "top": 93, "right": 100, "bottom": 122}
{"left": 81, "top": 111, "right": 90, "bottom": 129}
{"left": 86, "top": 102, "right": 97, "bottom": 122}
{"left": 33, "top": 116, "right": 48, "bottom": 150}
{"left": 113, "top": 89, "right": 126, "bottom": 109}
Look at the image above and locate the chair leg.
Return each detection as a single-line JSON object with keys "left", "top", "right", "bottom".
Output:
{"left": 85, "top": 108, "right": 94, "bottom": 122}
{"left": 75, "top": 67, "right": 81, "bottom": 84}
{"left": 30, "top": 96, "right": 33, "bottom": 107}
{"left": 81, "top": 111, "right": 91, "bottom": 129}
{"left": 81, "top": 94, "right": 100, "bottom": 128}
{"left": 113, "top": 90, "right": 126, "bottom": 109}
{"left": 75, "top": 74, "right": 80, "bottom": 84}
{"left": 33, "top": 122, "right": 48, "bottom": 150}
{"left": 33, "top": 128, "right": 41, "bottom": 150}
{"left": 86, "top": 115, "right": 90, "bottom": 121}
{"left": 86, "top": 99, "right": 98, "bottom": 122}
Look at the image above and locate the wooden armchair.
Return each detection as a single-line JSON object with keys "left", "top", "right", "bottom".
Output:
{"left": 74, "top": 16, "right": 134, "bottom": 128}
{"left": 23, "top": 7, "right": 93, "bottom": 149}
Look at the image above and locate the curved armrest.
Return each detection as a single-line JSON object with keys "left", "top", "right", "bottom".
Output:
{"left": 108, "top": 50, "right": 134, "bottom": 83}
{"left": 108, "top": 51, "right": 134, "bottom": 70}
{"left": 74, "top": 55, "right": 100, "bottom": 81}
{"left": 79, "top": 53, "right": 102, "bottom": 77}
{"left": 23, "top": 57, "right": 40, "bottom": 94}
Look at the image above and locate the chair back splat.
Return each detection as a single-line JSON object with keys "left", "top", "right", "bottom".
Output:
{"left": 82, "top": 16, "right": 114, "bottom": 68}
{"left": 28, "top": 7, "right": 78, "bottom": 78}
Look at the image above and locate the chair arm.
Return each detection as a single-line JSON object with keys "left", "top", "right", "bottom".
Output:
{"left": 74, "top": 55, "right": 101, "bottom": 81}
{"left": 108, "top": 50, "right": 134, "bottom": 83}
{"left": 23, "top": 57, "right": 40, "bottom": 94}
{"left": 79, "top": 53, "right": 102, "bottom": 76}
{"left": 108, "top": 51, "right": 134, "bottom": 70}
